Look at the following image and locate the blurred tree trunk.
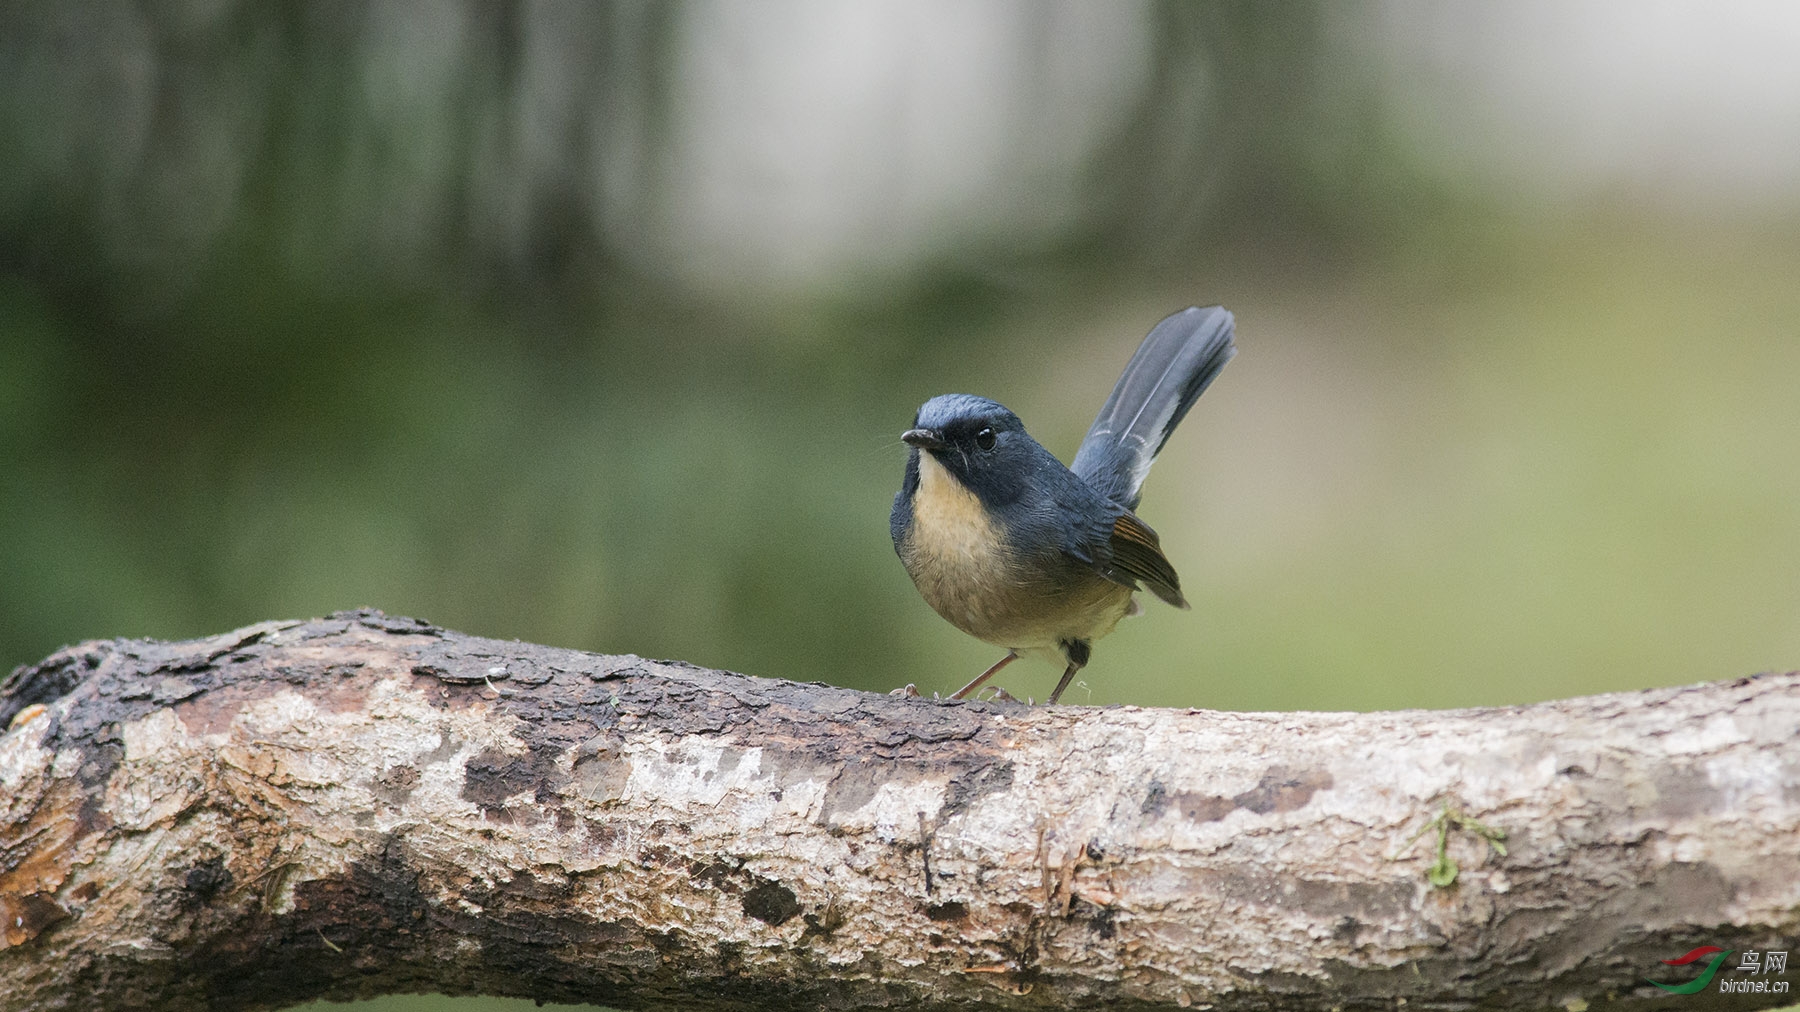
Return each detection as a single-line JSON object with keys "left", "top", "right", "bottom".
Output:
{"left": 2, "top": 612, "right": 1796, "bottom": 1011}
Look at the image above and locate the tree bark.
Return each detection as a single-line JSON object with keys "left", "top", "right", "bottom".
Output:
{"left": 2, "top": 612, "right": 1796, "bottom": 1012}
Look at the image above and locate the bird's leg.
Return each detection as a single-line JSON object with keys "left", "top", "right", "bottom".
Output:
{"left": 1047, "top": 639, "right": 1092, "bottom": 704}
{"left": 950, "top": 650, "right": 1018, "bottom": 699}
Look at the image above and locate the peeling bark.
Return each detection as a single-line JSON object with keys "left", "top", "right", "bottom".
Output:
{"left": 2, "top": 611, "right": 1797, "bottom": 1012}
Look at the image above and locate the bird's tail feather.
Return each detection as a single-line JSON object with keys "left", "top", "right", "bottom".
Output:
{"left": 1069, "top": 305, "right": 1235, "bottom": 509}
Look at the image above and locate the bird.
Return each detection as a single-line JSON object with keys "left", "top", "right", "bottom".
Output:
{"left": 890, "top": 305, "right": 1235, "bottom": 704}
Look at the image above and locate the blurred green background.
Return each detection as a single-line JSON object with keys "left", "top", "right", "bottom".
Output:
{"left": 7, "top": 1, "right": 1800, "bottom": 715}
{"left": 5, "top": 2, "right": 1800, "bottom": 1010}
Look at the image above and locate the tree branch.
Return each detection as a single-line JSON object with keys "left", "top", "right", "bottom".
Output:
{"left": 3, "top": 612, "right": 1796, "bottom": 1011}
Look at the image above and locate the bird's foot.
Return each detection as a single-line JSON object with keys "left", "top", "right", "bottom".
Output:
{"left": 889, "top": 683, "right": 922, "bottom": 698}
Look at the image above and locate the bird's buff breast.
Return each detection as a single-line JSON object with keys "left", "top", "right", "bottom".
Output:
{"left": 900, "top": 453, "right": 1131, "bottom": 650}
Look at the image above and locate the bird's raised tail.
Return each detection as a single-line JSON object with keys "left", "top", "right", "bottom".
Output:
{"left": 1069, "top": 305, "right": 1235, "bottom": 509}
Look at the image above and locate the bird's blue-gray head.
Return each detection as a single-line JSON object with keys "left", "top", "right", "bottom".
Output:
{"left": 901, "top": 394, "right": 1037, "bottom": 505}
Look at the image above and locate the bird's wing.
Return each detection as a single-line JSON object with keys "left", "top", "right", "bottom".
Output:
{"left": 1103, "top": 511, "right": 1187, "bottom": 608}
{"left": 1057, "top": 500, "right": 1187, "bottom": 609}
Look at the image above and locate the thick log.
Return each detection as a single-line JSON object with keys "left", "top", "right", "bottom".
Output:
{"left": 1, "top": 611, "right": 1796, "bottom": 1011}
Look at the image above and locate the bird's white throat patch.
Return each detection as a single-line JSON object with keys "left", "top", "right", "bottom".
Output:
{"left": 907, "top": 451, "right": 1000, "bottom": 564}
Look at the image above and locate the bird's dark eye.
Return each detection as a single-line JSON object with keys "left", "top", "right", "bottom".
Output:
{"left": 975, "top": 427, "right": 996, "bottom": 450}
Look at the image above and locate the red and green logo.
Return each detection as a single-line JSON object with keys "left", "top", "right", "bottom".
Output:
{"left": 1648, "top": 946, "right": 1735, "bottom": 995}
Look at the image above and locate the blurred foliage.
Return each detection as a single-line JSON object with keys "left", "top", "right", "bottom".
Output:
{"left": 5, "top": 1, "right": 1799, "bottom": 714}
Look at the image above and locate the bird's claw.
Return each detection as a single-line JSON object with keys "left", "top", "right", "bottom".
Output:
{"left": 890, "top": 683, "right": 922, "bottom": 698}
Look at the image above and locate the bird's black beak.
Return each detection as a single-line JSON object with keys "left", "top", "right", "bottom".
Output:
{"left": 901, "top": 428, "right": 946, "bottom": 451}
